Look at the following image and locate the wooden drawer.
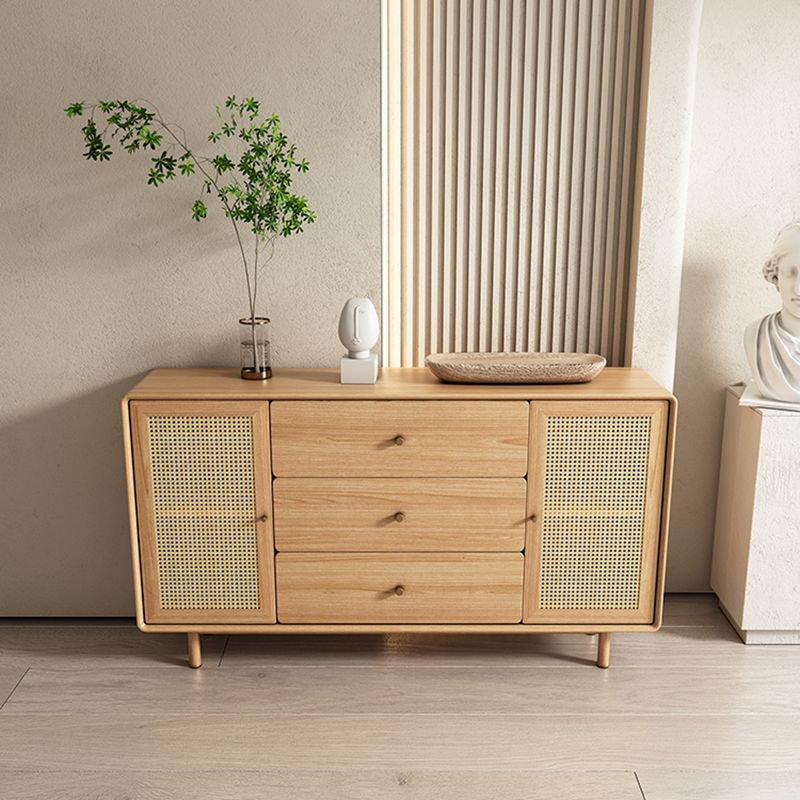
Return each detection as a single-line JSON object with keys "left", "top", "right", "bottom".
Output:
{"left": 273, "top": 478, "right": 527, "bottom": 552}
{"left": 275, "top": 553, "right": 524, "bottom": 623}
{"left": 270, "top": 400, "right": 528, "bottom": 477}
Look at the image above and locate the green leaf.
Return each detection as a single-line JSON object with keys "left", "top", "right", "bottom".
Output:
{"left": 138, "top": 126, "right": 162, "bottom": 149}
{"left": 243, "top": 97, "right": 259, "bottom": 116}
{"left": 147, "top": 168, "right": 164, "bottom": 187}
{"left": 66, "top": 94, "right": 315, "bottom": 241}
{"left": 191, "top": 199, "right": 208, "bottom": 221}
{"left": 211, "top": 154, "right": 234, "bottom": 174}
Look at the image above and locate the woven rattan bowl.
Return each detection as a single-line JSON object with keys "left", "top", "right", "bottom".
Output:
{"left": 425, "top": 352, "right": 606, "bottom": 384}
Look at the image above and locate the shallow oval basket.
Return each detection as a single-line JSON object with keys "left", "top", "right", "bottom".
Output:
{"left": 425, "top": 352, "right": 606, "bottom": 384}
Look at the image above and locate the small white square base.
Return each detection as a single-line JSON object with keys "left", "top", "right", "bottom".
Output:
{"left": 340, "top": 354, "right": 379, "bottom": 384}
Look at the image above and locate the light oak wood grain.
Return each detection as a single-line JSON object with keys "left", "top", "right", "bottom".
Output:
{"left": 273, "top": 478, "right": 527, "bottom": 552}
{"left": 0, "top": 769, "right": 644, "bottom": 800}
{"left": 270, "top": 400, "right": 529, "bottom": 477}
{"left": 130, "top": 401, "right": 276, "bottom": 625}
{"left": 2, "top": 712, "right": 799, "bottom": 771}
{"left": 139, "top": 621, "right": 660, "bottom": 634}
{"left": 0, "top": 626, "right": 227, "bottom": 670}
{"left": 524, "top": 400, "right": 668, "bottom": 625}
{"left": 1, "top": 604, "right": 797, "bottom": 796}
{"left": 219, "top": 623, "right": 800, "bottom": 669}
{"left": 121, "top": 368, "right": 676, "bottom": 650}
{"left": 637, "top": 769, "right": 800, "bottom": 800}
{"left": 187, "top": 633, "right": 201, "bottom": 668}
{"left": 652, "top": 392, "right": 678, "bottom": 630}
{"left": 124, "top": 367, "right": 674, "bottom": 402}
{"left": 8, "top": 663, "right": 800, "bottom": 717}
{"left": 121, "top": 397, "right": 146, "bottom": 628}
{"left": 275, "top": 553, "right": 524, "bottom": 623}
{"left": 0, "top": 665, "right": 28, "bottom": 710}
{"left": 597, "top": 632, "right": 611, "bottom": 668}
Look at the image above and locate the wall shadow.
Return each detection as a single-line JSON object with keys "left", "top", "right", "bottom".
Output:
{"left": 0, "top": 374, "right": 144, "bottom": 616}
{"left": 669, "top": 256, "right": 733, "bottom": 591}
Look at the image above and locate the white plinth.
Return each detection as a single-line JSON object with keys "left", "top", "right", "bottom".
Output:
{"left": 712, "top": 385, "right": 800, "bottom": 644}
{"left": 340, "top": 354, "right": 379, "bottom": 384}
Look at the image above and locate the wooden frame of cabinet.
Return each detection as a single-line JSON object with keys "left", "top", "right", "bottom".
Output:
{"left": 121, "top": 367, "right": 677, "bottom": 670}
{"left": 129, "top": 401, "right": 277, "bottom": 625}
{"left": 524, "top": 400, "right": 668, "bottom": 625}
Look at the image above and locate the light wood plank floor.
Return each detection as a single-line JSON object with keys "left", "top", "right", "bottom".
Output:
{"left": 0, "top": 595, "right": 798, "bottom": 799}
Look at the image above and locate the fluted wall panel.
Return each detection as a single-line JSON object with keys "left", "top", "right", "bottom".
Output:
{"left": 383, "top": 0, "right": 649, "bottom": 366}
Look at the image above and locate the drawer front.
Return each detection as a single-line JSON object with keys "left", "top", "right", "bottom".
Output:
{"left": 273, "top": 478, "right": 527, "bottom": 552}
{"left": 270, "top": 401, "right": 529, "bottom": 477}
{"left": 276, "top": 553, "right": 524, "bottom": 623}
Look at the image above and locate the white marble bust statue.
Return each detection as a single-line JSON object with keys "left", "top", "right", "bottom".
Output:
{"left": 744, "top": 221, "right": 800, "bottom": 402}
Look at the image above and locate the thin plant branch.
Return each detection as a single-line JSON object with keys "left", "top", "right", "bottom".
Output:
{"left": 65, "top": 95, "right": 316, "bottom": 373}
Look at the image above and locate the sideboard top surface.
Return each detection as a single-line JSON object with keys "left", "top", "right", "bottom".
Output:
{"left": 124, "top": 367, "right": 674, "bottom": 402}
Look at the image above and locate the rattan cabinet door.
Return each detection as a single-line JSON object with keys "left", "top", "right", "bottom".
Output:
{"left": 131, "top": 401, "right": 276, "bottom": 624}
{"left": 524, "top": 401, "right": 668, "bottom": 625}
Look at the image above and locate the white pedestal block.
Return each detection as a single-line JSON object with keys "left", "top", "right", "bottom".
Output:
{"left": 712, "top": 385, "right": 800, "bottom": 644}
{"left": 340, "top": 354, "right": 379, "bottom": 384}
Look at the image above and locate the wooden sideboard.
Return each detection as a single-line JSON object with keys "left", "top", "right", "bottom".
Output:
{"left": 121, "top": 368, "right": 676, "bottom": 668}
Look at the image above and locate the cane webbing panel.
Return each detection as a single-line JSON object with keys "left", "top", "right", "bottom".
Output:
{"left": 147, "top": 416, "right": 260, "bottom": 611}
{"left": 539, "top": 415, "right": 651, "bottom": 611}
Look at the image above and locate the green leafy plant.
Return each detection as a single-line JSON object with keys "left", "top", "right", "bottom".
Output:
{"left": 64, "top": 96, "right": 315, "bottom": 371}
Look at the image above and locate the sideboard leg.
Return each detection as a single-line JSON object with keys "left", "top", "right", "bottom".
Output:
{"left": 597, "top": 632, "right": 611, "bottom": 669}
{"left": 187, "top": 633, "right": 202, "bottom": 669}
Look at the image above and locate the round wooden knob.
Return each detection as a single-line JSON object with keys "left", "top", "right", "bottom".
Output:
{"left": 393, "top": 585, "right": 405, "bottom": 596}
{"left": 394, "top": 511, "right": 405, "bottom": 522}
{"left": 257, "top": 514, "right": 268, "bottom": 523}
{"left": 394, "top": 435, "right": 405, "bottom": 446}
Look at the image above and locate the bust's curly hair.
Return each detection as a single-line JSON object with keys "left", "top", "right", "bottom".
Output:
{"left": 764, "top": 221, "right": 800, "bottom": 284}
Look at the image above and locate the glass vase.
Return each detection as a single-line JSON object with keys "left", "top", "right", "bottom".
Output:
{"left": 239, "top": 317, "right": 272, "bottom": 380}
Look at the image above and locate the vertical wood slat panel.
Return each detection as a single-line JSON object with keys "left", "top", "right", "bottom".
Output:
{"left": 385, "top": 0, "right": 649, "bottom": 367}
{"left": 492, "top": 0, "right": 512, "bottom": 351}
{"left": 466, "top": 0, "right": 486, "bottom": 352}
{"left": 480, "top": 0, "right": 499, "bottom": 352}
{"left": 514, "top": 0, "right": 538, "bottom": 351}
{"left": 529, "top": 0, "right": 552, "bottom": 354}
{"left": 400, "top": 0, "right": 415, "bottom": 366}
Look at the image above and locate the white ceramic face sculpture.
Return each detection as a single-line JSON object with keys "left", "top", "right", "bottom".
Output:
{"left": 338, "top": 297, "right": 379, "bottom": 359}
{"left": 744, "top": 221, "right": 800, "bottom": 403}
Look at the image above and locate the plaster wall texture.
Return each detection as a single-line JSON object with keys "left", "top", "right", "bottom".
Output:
{"left": 712, "top": 390, "right": 800, "bottom": 639}
{"left": 3, "top": 0, "right": 791, "bottom": 612}
{"left": 668, "top": 0, "right": 800, "bottom": 590}
{"left": 630, "top": 0, "right": 702, "bottom": 393}
{"left": 0, "top": 0, "right": 381, "bottom": 614}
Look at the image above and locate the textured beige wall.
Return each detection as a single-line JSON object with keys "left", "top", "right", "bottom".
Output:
{"left": 4, "top": 0, "right": 790, "bottom": 611}
{"left": 668, "top": 0, "right": 800, "bottom": 590}
{"left": 631, "top": 0, "right": 702, "bottom": 393}
{"left": 0, "top": 0, "right": 381, "bottom": 614}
